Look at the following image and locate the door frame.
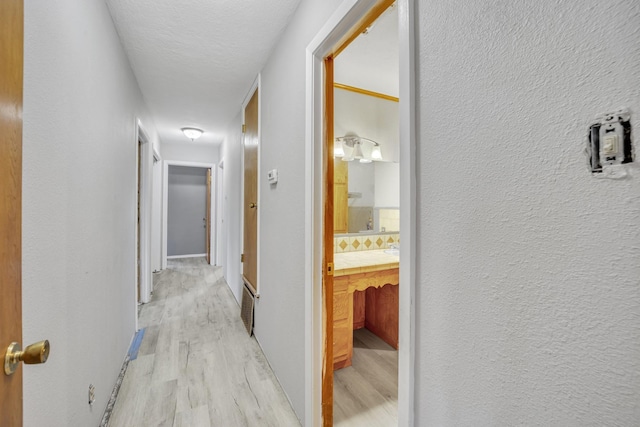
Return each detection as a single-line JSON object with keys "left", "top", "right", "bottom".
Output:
{"left": 304, "top": 0, "right": 417, "bottom": 425}
{"left": 161, "top": 160, "right": 216, "bottom": 269}
{"left": 216, "top": 160, "right": 224, "bottom": 266}
{"left": 135, "top": 120, "right": 153, "bottom": 305}
{"left": 240, "top": 77, "right": 261, "bottom": 295}
{"left": 151, "top": 146, "right": 163, "bottom": 275}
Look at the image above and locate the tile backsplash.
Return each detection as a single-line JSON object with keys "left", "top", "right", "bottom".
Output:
{"left": 334, "top": 233, "right": 400, "bottom": 253}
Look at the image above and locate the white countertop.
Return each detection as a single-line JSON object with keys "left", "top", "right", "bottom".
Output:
{"left": 334, "top": 249, "right": 399, "bottom": 276}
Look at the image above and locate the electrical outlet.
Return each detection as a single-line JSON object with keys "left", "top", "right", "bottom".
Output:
{"left": 88, "top": 384, "right": 96, "bottom": 405}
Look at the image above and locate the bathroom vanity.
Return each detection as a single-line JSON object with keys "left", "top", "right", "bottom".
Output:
{"left": 332, "top": 249, "right": 399, "bottom": 370}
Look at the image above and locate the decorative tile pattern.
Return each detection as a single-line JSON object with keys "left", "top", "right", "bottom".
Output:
{"left": 334, "top": 233, "right": 401, "bottom": 252}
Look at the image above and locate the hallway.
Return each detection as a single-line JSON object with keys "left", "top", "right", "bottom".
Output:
{"left": 107, "top": 259, "right": 300, "bottom": 427}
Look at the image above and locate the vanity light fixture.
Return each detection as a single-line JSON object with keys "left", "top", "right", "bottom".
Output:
{"left": 181, "top": 127, "right": 204, "bottom": 141}
{"left": 335, "top": 133, "right": 382, "bottom": 163}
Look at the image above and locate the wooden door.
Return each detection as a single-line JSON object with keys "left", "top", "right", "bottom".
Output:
{"left": 243, "top": 89, "right": 259, "bottom": 292}
{"left": 0, "top": 0, "right": 24, "bottom": 424}
{"left": 206, "top": 168, "right": 212, "bottom": 264}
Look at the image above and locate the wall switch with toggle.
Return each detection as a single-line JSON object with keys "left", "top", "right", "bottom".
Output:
{"left": 588, "top": 108, "right": 633, "bottom": 175}
{"left": 267, "top": 169, "right": 278, "bottom": 185}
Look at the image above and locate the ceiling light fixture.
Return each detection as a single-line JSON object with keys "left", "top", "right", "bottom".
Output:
{"left": 335, "top": 134, "right": 383, "bottom": 163}
{"left": 181, "top": 127, "right": 204, "bottom": 141}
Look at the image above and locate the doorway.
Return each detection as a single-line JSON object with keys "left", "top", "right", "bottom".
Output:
{"left": 242, "top": 87, "right": 259, "bottom": 295}
{"left": 305, "top": 0, "right": 416, "bottom": 425}
{"left": 161, "top": 161, "right": 216, "bottom": 269}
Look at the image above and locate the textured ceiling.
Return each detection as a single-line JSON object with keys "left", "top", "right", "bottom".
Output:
{"left": 106, "top": 0, "right": 301, "bottom": 145}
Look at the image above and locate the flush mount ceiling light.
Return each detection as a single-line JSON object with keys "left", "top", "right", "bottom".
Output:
{"left": 335, "top": 134, "right": 382, "bottom": 163}
{"left": 181, "top": 127, "right": 204, "bottom": 141}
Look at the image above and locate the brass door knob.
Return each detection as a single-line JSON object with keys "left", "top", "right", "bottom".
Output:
{"left": 249, "top": 203, "right": 257, "bottom": 209}
{"left": 4, "top": 340, "right": 50, "bottom": 375}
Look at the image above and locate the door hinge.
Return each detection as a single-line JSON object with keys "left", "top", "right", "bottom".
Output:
{"left": 242, "top": 124, "right": 246, "bottom": 133}
{"left": 327, "top": 262, "right": 334, "bottom": 276}
{"left": 241, "top": 253, "right": 245, "bottom": 263}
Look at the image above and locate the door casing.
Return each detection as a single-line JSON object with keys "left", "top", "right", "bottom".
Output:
{"left": 304, "top": 0, "right": 417, "bottom": 425}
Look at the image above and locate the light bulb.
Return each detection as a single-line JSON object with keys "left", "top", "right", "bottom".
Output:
{"left": 353, "top": 143, "right": 364, "bottom": 159}
{"left": 334, "top": 140, "right": 345, "bottom": 157}
{"left": 371, "top": 145, "right": 382, "bottom": 160}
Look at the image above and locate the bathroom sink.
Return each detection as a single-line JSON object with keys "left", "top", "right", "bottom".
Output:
{"left": 384, "top": 249, "right": 399, "bottom": 256}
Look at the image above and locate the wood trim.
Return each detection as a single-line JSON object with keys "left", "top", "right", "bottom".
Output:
{"left": 331, "top": 0, "right": 396, "bottom": 58}
{"left": 0, "top": 0, "right": 23, "bottom": 424}
{"left": 322, "top": 56, "right": 335, "bottom": 427}
{"left": 334, "top": 82, "right": 399, "bottom": 102}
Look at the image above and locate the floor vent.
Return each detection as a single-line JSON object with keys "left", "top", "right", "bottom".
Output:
{"left": 240, "top": 282, "right": 255, "bottom": 336}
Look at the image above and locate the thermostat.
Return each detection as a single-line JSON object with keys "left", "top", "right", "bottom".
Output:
{"left": 267, "top": 169, "right": 278, "bottom": 184}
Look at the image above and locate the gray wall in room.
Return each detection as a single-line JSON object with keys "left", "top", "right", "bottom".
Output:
{"left": 167, "top": 165, "right": 208, "bottom": 256}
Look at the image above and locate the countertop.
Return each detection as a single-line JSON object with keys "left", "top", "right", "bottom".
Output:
{"left": 334, "top": 249, "right": 399, "bottom": 276}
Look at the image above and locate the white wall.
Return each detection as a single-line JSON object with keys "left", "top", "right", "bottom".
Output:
{"left": 216, "top": 0, "right": 343, "bottom": 420}
{"left": 415, "top": 0, "right": 640, "bottom": 425}
{"left": 22, "top": 1, "right": 160, "bottom": 425}
{"left": 160, "top": 141, "right": 219, "bottom": 164}
{"left": 219, "top": 112, "right": 244, "bottom": 302}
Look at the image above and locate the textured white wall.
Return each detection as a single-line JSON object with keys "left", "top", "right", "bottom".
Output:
{"left": 22, "top": 1, "right": 160, "bottom": 425}
{"left": 415, "top": 0, "right": 640, "bottom": 424}
{"left": 220, "top": 112, "right": 244, "bottom": 302}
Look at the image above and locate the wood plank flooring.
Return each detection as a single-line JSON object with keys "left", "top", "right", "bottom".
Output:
{"left": 108, "top": 258, "right": 300, "bottom": 427}
{"left": 333, "top": 328, "right": 398, "bottom": 427}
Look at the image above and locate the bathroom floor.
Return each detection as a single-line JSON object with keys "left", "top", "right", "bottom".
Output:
{"left": 334, "top": 328, "right": 398, "bottom": 427}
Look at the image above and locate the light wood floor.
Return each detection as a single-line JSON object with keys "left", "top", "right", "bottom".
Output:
{"left": 108, "top": 258, "right": 300, "bottom": 427}
{"left": 334, "top": 328, "right": 398, "bottom": 427}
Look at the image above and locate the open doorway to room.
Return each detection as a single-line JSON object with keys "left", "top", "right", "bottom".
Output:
{"left": 305, "top": 0, "right": 415, "bottom": 425}
{"left": 329, "top": 3, "right": 400, "bottom": 426}
{"left": 164, "top": 165, "right": 213, "bottom": 262}
{"left": 162, "top": 160, "right": 216, "bottom": 268}
{"left": 136, "top": 123, "right": 154, "bottom": 306}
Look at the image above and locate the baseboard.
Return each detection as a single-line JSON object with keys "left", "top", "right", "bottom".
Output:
{"left": 167, "top": 253, "right": 207, "bottom": 259}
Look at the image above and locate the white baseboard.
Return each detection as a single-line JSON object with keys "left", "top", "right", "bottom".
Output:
{"left": 167, "top": 253, "right": 207, "bottom": 259}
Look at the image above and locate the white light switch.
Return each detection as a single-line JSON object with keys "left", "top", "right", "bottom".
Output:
{"left": 267, "top": 169, "right": 278, "bottom": 184}
{"left": 602, "top": 134, "right": 618, "bottom": 156}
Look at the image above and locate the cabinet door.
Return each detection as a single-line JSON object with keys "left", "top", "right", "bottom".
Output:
{"left": 334, "top": 160, "right": 348, "bottom": 234}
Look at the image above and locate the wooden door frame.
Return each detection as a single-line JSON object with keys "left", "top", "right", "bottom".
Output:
{"left": 135, "top": 121, "right": 153, "bottom": 306}
{"left": 304, "top": 0, "right": 417, "bottom": 425}
{"left": 161, "top": 161, "right": 216, "bottom": 269}
{"left": 240, "top": 77, "right": 261, "bottom": 295}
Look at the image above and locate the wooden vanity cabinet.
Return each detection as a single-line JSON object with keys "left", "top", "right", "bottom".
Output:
{"left": 334, "top": 159, "right": 348, "bottom": 234}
